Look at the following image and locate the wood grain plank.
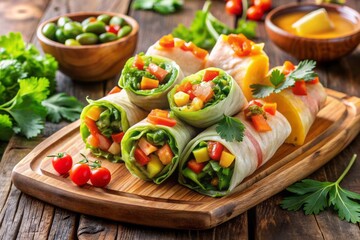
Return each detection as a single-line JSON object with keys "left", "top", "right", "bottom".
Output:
{"left": 47, "top": 208, "right": 78, "bottom": 240}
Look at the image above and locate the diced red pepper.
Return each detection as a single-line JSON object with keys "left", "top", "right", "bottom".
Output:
{"left": 97, "top": 134, "right": 112, "bottom": 151}
{"left": 227, "top": 34, "right": 252, "bottom": 57}
{"left": 203, "top": 70, "right": 219, "bottom": 82}
{"left": 87, "top": 134, "right": 100, "bottom": 148}
{"left": 84, "top": 117, "right": 100, "bottom": 136}
{"left": 176, "top": 82, "right": 195, "bottom": 100}
{"left": 187, "top": 159, "right": 206, "bottom": 174}
{"left": 282, "top": 61, "right": 295, "bottom": 75}
{"left": 159, "top": 34, "right": 174, "bottom": 48}
{"left": 106, "top": 25, "right": 120, "bottom": 35}
{"left": 107, "top": 86, "right": 121, "bottom": 95}
{"left": 263, "top": 102, "right": 277, "bottom": 116}
{"left": 292, "top": 80, "right": 307, "bottom": 95}
{"left": 134, "top": 147, "right": 150, "bottom": 166}
{"left": 207, "top": 141, "right": 224, "bottom": 161}
{"left": 111, "top": 132, "right": 125, "bottom": 143}
{"left": 146, "top": 63, "right": 169, "bottom": 82}
{"left": 133, "top": 54, "right": 144, "bottom": 70}
{"left": 251, "top": 114, "right": 272, "bottom": 132}
{"left": 147, "top": 109, "right": 177, "bottom": 127}
{"left": 192, "top": 45, "right": 208, "bottom": 59}
{"left": 308, "top": 76, "right": 319, "bottom": 84}
{"left": 248, "top": 100, "right": 263, "bottom": 107}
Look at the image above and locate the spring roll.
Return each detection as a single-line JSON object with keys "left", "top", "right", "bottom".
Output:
{"left": 146, "top": 34, "right": 209, "bottom": 76}
{"left": 80, "top": 90, "right": 148, "bottom": 162}
{"left": 179, "top": 101, "right": 291, "bottom": 197}
{"left": 168, "top": 67, "right": 247, "bottom": 128}
{"left": 119, "top": 54, "right": 184, "bottom": 111}
{"left": 257, "top": 61, "right": 327, "bottom": 145}
{"left": 121, "top": 109, "right": 197, "bottom": 184}
{"left": 206, "top": 34, "right": 269, "bottom": 100}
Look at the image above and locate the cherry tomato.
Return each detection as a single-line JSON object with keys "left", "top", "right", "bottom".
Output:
{"left": 49, "top": 152, "right": 73, "bottom": 175}
{"left": 247, "top": 6, "right": 264, "bottom": 21}
{"left": 105, "top": 24, "right": 120, "bottom": 35}
{"left": 254, "top": 0, "right": 272, "bottom": 12}
{"left": 90, "top": 167, "right": 111, "bottom": 187}
{"left": 70, "top": 163, "right": 91, "bottom": 186}
{"left": 225, "top": 0, "right": 242, "bottom": 15}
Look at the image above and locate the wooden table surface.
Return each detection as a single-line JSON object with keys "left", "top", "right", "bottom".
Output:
{"left": 1, "top": 0, "right": 359, "bottom": 239}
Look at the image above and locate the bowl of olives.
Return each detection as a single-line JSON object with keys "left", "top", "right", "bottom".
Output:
{"left": 37, "top": 12, "right": 139, "bottom": 81}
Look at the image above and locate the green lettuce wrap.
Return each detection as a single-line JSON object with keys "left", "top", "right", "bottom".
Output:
{"left": 121, "top": 110, "right": 197, "bottom": 184}
{"left": 118, "top": 54, "right": 184, "bottom": 111}
{"left": 80, "top": 90, "right": 148, "bottom": 162}
{"left": 178, "top": 110, "right": 291, "bottom": 197}
{"left": 168, "top": 67, "right": 247, "bottom": 128}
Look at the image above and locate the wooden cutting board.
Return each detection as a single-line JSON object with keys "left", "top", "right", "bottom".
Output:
{"left": 11, "top": 89, "right": 360, "bottom": 230}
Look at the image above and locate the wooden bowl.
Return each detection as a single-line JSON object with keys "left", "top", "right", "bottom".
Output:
{"left": 37, "top": 12, "right": 138, "bottom": 81}
{"left": 265, "top": 3, "right": 360, "bottom": 61}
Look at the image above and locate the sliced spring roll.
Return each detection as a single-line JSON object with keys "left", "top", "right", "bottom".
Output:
{"left": 179, "top": 101, "right": 291, "bottom": 197}
{"left": 146, "top": 34, "right": 209, "bottom": 76}
{"left": 121, "top": 109, "right": 197, "bottom": 184}
{"left": 168, "top": 67, "right": 247, "bottom": 128}
{"left": 254, "top": 60, "right": 327, "bottom": 145}
{"left": 119, "top": 54, "right": 184, "bottom": 111}
{"left": 80, "top": 90, "right": 148, "bottom": 162}
{"left": 206, "top": 34, "right": 269, "bottom": 100}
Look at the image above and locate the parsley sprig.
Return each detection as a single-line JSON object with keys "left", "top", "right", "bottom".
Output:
{"left": 281, "top": 154, "right": 360, "bottom": 224}
{"left": 250, "top": 60, "right": 317, "bottom": 98}
{"left": 216, "top": 115, "right": 245, "bottom": 142}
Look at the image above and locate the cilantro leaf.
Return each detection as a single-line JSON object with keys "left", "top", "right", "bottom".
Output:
{"left": 42, "top": 93, "right": 84, "bottom": 123}
{"left": 281, "top": 154, "right": 360, "bottom": 224}
{"left": 0, "top": 114, "right": 14, "bottom": 141}
{"left": 216, "top": 115, "right": 245, "bottom": 142}
{"left": 251, "top": 60, "right": 317, "bottom": 98}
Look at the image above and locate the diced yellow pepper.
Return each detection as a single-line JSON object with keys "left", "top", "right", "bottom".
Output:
{"left": 147, "top": 155, "right": 164, "bottom": 178}
{"left": 219, "top": 151, "right": 235, "bottom": 168}
{"left": 86, "top": 106, "right": 102, "bottom": 121}
{"left": 174, "top": 91, "right": 190, "bottom": 107}
{"left": 192, "top": 147, "right": 210, "bottom": 163}
{"left": 190, "top": 97, "right": 204, "bottom": 111}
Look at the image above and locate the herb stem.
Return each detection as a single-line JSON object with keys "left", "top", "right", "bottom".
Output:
{"left": 241, "top": 0, "right": 248, "bottom": 21}
{"left": 335, "top": 154, "right": 357, "bottom": 184}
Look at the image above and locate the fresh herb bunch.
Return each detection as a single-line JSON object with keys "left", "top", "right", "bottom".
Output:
{"left": 251, "top": 60, "right": 317, "bottom": 98}
{"left": 216, "top": 115, "right": 245, "bottom": 142}
{"left": 132, "top": 0, "right": 183, "bottom": 15}
{"left": 281, "top": 154, "right": 360, "bottom": 224}
{"left": 0, "top": 32, "right": 83, "bottom": 141}
{"left": 172, "top": 1, "right": 256, "bottom": 49}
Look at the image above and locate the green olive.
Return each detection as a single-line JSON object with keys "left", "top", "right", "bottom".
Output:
{"left": 109, "top": 16, "right": 125, "bottom": 27}
{"left": 42, "top": 23, "right": 57, "bottom": 40}
{"left": 83, "top": 21, "right": 106, "bottom": 35}
{"left": 81, "top": 17, "right": 97, "bottom": 26}
{"left": 76, "top": 33, "right": 98, "bottom": 45}
{"left": 63, "top": 22, "right": 83, "bottom": 39}
{"left": 55, "top": 28, "right": 67, "bottom": 43}
{"left": 57, "top": 16, "right": 71, "bottom": 27}
{"left": 99, "top": 32, "right": 117, "bottom": 43}
{"left": 117, "top": 25, "right": 132, "bottom": 38}
{"left": 97, "top": 14, "right": 111, "bottom": 25}
{"left": 65, "top": 39, "right": 81, "bottom": 46}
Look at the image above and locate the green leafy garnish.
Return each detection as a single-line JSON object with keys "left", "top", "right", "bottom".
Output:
{"left": 42, "top": 93, "right": 84, "bottom": 123}
{"left": 216, "top": 115, "right": 245, "bottom": 142}
{"left": 281, "top": 154, "right": 360, "bottom": 224}
{"left": 132, "top": 0, "right": 183, "bottom": 15}
{"left": 172, "top": 1, "right": 256, "bottom": 49}
{"left": 251, "top": 60, "right": 317, "bottom": 98}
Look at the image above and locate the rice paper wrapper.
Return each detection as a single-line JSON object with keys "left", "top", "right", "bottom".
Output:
{"left": 119, "top": 55, "right": 184, "bottom": 111}
{"left": 178, "top": 111, "right": 291, "bottom": 197}
{"left": 121, "top": 115, "right": 197, "bottom": 184}
{"left": 168, "top": 67, "right": 248, "bottom": 128}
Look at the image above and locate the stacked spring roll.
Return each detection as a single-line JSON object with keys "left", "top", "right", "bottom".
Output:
{"left": 179, "top": 101, "right": 291, "bottom": 197}
{"left": 119, "top": 54, "right": 184, "bottom": 111}
{"left": 80, "top": 90, "right": 148, "bottom": 162}
{"left": 206, "top": 34, "right": 269, "bottom": 100}
{"left": 146, "top": 34, "right": 209, "bottom": 76}
{"left": 168, "top": 67, "right": 248, "bottom": 128}
{"left": 251, "top": 60, "right": 327, "bottom": 145}
{"left": 121, "top": 109, "right": 197, "bottom": 184}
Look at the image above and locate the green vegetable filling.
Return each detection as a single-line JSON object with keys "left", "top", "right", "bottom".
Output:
{"left": 95, "top": 107, "right": 122, "bottom": 138}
